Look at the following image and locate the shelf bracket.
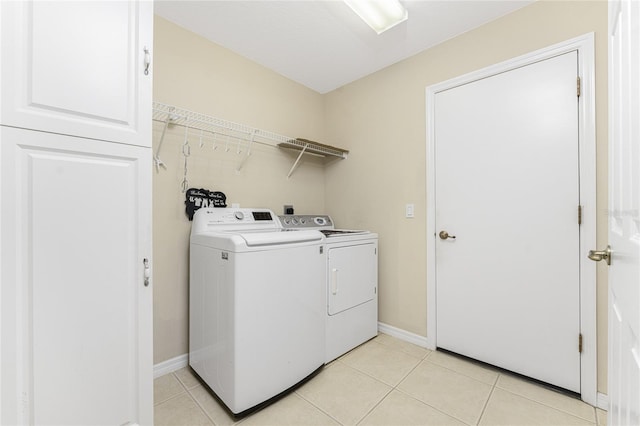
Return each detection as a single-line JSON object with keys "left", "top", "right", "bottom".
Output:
{"left": 154, "top": 109, "right": 177, "bottom": 172}
{"left": 287, "top": 143, "right": 309, "bottom": 178}
{"left": 236, "top": 131, "right": 257, "bottom": 173}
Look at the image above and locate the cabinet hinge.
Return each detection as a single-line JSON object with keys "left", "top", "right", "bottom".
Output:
{"left": 579, "top": 333, "right": 583, "bottom": 353}
{"left": 577, "top": 76, "right": 581, "bottom": 97}
{"left": 578, "top": 205, "right": 582, "bottom": 225}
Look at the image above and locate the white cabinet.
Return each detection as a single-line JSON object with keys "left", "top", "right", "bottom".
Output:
{"left": 0, "top": 1, "right": 153, "bottom": 424}
{"left": 1, "top": 126, "right": 153, "bottom": 425}
{"left": 0, "top": 1, "right": 152, "bottom": 147}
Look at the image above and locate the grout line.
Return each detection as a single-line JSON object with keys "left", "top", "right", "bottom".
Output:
{"left": 293, "top": 391, "right": 345, "bottom": 425}
{"left": 476, "top": 375, "right": 498, "bottom": 425}
{"left": 154, "top": 373, "right": 189, "bottom": 406}
{"left": 375, "top": 333, "right": 433, "bottom": 360}
{"left": 395, "top": 355, "right": 425, "bottom": 387}
{"left": 155, "top": 390, "right": 215, "bottom": 426}
{"left": 393, "top": 387, "right": 475, "bottom": 426}
{"left": 337, "top": 357, "right": 420, "bottom": 388}
{"left": 154, "top": 389, "right": 189, "bottom": 407}
{"left": 186, "top": 386, "right": 220, "bottom": 426}
{"left": 422, "top": 357, "right": 497, "bottom": 388}
{"left": 354, "top": 386, "right": 394, "bottom": 426}
{"left": 494, "top": 375, "right": 598, "bottom": 423}
{"left": 493, "top": 385, "right": 599, "bottom": 425}
{"left": 344, "top": 348, "right": 472, "bottom": 425}
{"left": 340, "top": 343, "right": 491, "bottom": 425}
{"left": 172, "top": 371, "right": 191, "bottom": 393}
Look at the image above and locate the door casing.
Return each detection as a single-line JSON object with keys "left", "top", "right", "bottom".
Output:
{"left": 425, "top": 33, "right": 597, "bottom": 406}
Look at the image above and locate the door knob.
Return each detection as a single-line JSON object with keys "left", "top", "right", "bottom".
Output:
{"left": 439, "top": 230, "right": 456, "bottom": 240}
{"left": 588, "top": 245, "right": 611, "bottom": 265}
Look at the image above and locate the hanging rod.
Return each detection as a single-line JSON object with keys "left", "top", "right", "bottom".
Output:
{"left": 152, "top": 102, "right": 348, "bottom": 176}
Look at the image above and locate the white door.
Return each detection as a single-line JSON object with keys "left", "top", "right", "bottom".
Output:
{"left": 0, "top": 0, "right": 153, "bottom": 147}
{"left": 435, "top": 51, "right": 581, "bottom": 392}
{"left": 0, "top": 126, "right": 153, "bottom": 425}
{"left": 605, "top": 0, "right": 640, "bottom": 423}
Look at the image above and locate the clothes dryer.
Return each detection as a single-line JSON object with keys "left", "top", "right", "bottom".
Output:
{"left": 279, "top": 215, "right": 378, "bottom": 362}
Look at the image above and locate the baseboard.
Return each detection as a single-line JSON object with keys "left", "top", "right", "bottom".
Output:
{"left": 597, "top": 392, "right": 608, "bottom": 411}
{"left": 153, "top": 353, "right": 189, "bottom": 378}
{"left": 377, "top": 322, "right": 431, "bottom": 349}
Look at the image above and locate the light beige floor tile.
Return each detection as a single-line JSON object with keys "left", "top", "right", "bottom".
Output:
{"left": 359, "top": 390, "right": 466, "bottom": 426}
{"left": 480, "top": 388, "right": 595, "bottom": 426}
{"left": 426, "top": 351, "right": 499, "bottom": 385}
{"left": 154, "top": 393, "right": 213, "bottom": 426}
{"left": 175, "top": 366, "right": 202, "bottom": 389}
{"left": 596, "top": 408, "right": 607, "bottom": 425}
{"left": 341, "top": 340, "right": 422, "bottom": 386}
{"left": 296, "top": 362, "right": 392, "bottom": 425}
{"left": 496, "top": 374, "right": 596, "bottom": 422}
{"left": 397, "top": 360, "right": 493, "bottom": 425}
{"left": 154, "top": 373, "right": 186, "bottom": 405}
{"left": 239, "top": 393, "right": 339, "bottom": 426}
{"left": 189, "top": 385, "right": 237, "bottom": 426}
{"left": 374, "top": 333, "right": 431, "bottom": 359}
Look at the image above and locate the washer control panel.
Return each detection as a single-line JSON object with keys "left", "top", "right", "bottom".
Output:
{"left": 279, "top": 215, "right": 333, "bottom": 229}
{"left": 191, "top": 208, "right": 279, "bottom": 235}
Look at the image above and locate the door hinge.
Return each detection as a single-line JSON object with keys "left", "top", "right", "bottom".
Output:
{"left": 578, "top": 333, "right": 583, "bottom": 353}
{"left": 577, "top": 76, "right": 581, "bottom": 97}
{"left": 578, "top": 205, "right": 582, "bottom": 225}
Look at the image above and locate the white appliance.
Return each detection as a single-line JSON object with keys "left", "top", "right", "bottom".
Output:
{"left": 189, "top": 208, "right": 325, "bottom": 415}
{"left": 279, "top": 215, "right": 378, "bottom": 363}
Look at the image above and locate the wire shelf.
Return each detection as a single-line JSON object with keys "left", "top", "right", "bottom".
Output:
{"left": 152, "top": 101, "right": 348, "bottom": 177}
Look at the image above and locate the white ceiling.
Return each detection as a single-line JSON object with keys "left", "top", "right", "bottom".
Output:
{"left": 154, "top": 0, "right": 534, "bottom": 94}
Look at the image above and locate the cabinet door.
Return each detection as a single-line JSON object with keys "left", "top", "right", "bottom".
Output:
{"left": 0, "top": 126, "right": 153, "bottom": 425}
{"left": 0, "top": 1, "right": 152, "bottom": 147}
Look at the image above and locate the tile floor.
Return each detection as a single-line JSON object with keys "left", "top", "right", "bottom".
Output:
{"left": 154, "top": 333, "right": 607, "bottom": 426}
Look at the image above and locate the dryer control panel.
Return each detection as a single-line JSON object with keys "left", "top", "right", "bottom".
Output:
{"left": 279, "top": 215, "right": 333, "bottom": 229}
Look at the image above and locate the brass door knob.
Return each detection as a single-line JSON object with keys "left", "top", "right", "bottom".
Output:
{"left": 439, "top": 230, "right": 456, "bottom": 240}
{"left": 588, "top": 245, "right": 611, "bottom": 265}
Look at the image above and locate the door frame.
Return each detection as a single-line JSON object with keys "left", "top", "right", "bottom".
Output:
{"left": 425, "top": 33, "right": 597, "bottom": 406}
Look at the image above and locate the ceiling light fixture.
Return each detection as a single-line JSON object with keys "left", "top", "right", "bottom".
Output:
{"left": 343, "top": 0, "right": 408, "bottom": 34}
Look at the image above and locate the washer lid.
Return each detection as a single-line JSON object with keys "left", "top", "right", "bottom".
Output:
{"left": 238, "top": 229, "right": 322, "bottom": 246}
{"left": 320, "top": 229, "right": 368, "bottom": 237}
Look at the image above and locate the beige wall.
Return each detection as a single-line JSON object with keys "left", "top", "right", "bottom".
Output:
{"left": 322, "top": 0, "right": 608, "bottom": 393}
{"left": 152, "top": 16, "right": 327, "bottom": 364}
{"left": 153, "top": 1, "right": 609, "bottom": 394}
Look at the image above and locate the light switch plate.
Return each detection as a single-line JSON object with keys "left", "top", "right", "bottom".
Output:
{"left": 406, "top": 203, "right": 415, "bottom": 218}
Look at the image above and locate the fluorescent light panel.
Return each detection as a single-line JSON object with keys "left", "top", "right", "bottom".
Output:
{"left": 344, "top": 0, "right": 408, "bottom": 34}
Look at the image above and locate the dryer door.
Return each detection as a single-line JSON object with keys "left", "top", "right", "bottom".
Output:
{"left": 327, "top": 243, "right": 376, "bottom": 315}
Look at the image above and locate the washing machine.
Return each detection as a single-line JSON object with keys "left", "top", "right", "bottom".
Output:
{"left": 189, "top": 208, "right": 325, "bottom": 415}
{"left": 279, "top": 215, "right": 378, "bottom": 363}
